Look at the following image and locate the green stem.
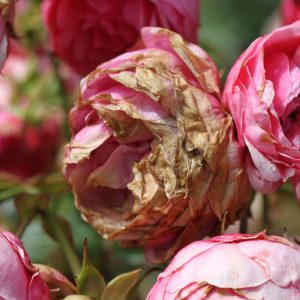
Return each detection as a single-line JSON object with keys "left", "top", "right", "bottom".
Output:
{"left": 239, "top": 216, "right": 248, "bottom": 234}
{"left": 43, "top": 210, "right": 81, "bottom": 276}
{"left": 221, "top": 211, "right": 228, "bottom": 235}
{"left": 48, "top": 52, "right": 71, "bottom": 139}
{"left": 263, "top": 194, "right": 270, "bottom": 228}
{"left": 16, "top": 211, "right": 36, "bottom": 238}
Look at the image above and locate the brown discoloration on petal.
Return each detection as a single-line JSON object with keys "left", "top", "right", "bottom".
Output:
{"left": 64, "top": 28, "right": 251, "bottom": 263}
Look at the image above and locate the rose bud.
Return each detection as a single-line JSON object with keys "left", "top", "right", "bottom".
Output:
{"left": 0, "top": 230, "right": 49, "bottom": 299}
{"left": 64, "top": 27, "right": 251, "bottom": 263}
{"left": 34, "top": 264, "right": 78, "bottom": 299}
{"left": 222, "top": 21, "right": 300, "bottom": 201}
{"left": 0, "top": 109, "right": 61, "bottom": 178}
{"left": 147, "top": 232, "right": 300, "bottom": 299}
{"left": 282, "top": 0, "right": 300, "bottom": 25}
{"left": 42, "top": 0, "right": 200, "bottom": 75}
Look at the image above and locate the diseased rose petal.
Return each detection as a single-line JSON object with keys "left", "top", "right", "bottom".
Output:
{"left": 64, "top": 27, "right": 251, "bottom": 263}
{"left": 87, "top": 143, "right": 150, "bottom": 189}
{"left": 147, "top": 233, "right": 300, "bottom": 300}
{"left": 65, "top": 121, "right": 112, "bottom": 164}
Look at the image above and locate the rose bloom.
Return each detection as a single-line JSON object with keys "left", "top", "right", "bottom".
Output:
{"left": 0, "top": 41, "right": 30, "bottom": 108}
{"left": 64, "top": 27, "right": 251, "bottom": 262}
{"left": 282, "top": 0, "right": 300, "bottom": 25}
{"left": 42, "top": 0, "right": 200, "bottom": 75}
{"left": 0, "top": 230, "right": 49, "bottom": 299}
{"left": 222, "top": 21, "right": 300, "bottom": 200}
{"left": 0, "top": 110, "right": 61, "bottom": 178}
{"left": 147, "top": 232, "right": 300, "bottom": 299}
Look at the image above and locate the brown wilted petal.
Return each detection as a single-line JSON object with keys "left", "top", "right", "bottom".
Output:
{"left": 64, "top": 27, "right": 251, "bottom": 263}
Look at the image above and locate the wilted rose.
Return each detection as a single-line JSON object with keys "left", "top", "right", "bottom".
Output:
{"left": 42, "top": 0, "right": 200, "bottom": 75}
{"left": 147, "top": 232, "right": 300, "bottom": 299}
{"left": 0, "top": 109, "right": 61, "bottom": 178}
{"left": 0, "top": 230, "right": 49, "bottom": 299}
{"left": 282, "top": 0, "right": 300, "bottom": 25}
{"left": 64, "top": 27, "right": 251, "bottom": 262}
{"left": 223, "top": 21, "right": 300, "bottom": 200}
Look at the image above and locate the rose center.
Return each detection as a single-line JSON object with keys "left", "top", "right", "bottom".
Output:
{"left": 281, "top": 96, "right": 300, "bottom": 149}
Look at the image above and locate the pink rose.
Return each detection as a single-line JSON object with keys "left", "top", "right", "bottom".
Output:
{"left": 42, "top": 0, "right": 200, "bottom": 75}
{"left": 0, "top": 110, "right": 61, "bottom": 178}
{"left": 0, "top": 230, "right": 49, "bottom": 299}
{"left": 222, "top": 22, "right": 300, "bottom": 200}
{"left": 0, "top": 41, "right": 30, "bottom": 108}
{"left": 147, "top": 232, "right": 300, "bottom": 299}
{"left": 64, "top": 27, "right": 250, "bottom": 262}
{"left": 282, "top": 0, "right": 300, "bottom": 25}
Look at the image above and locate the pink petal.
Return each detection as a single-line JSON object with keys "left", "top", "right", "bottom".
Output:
{"left": 238, "top": 240, "right": 300, "bottom": 288}
{"left": 243, "top": 281, "right": 299, "bottom": 300}
{"left": 165, "top": 244, "right": 268, "bottom": 293}
{"left": 87, "top": 143, "right": 150, "bottom": 189}
{"left": 246, "top": 154, "right": 282, "bottom": 194}
{"left": 65, "top": 121, "right": 112, "bottom": 164}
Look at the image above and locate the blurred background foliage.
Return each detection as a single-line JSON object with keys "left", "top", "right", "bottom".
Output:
{"left": 1, "top": 0, "right": 300, "bottom": 298}
{"left": 201, "top": 0, "right": 280, "bottom": 78}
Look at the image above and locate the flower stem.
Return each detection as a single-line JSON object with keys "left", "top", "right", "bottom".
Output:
{"left": 239, "top": 216, "right": 248, "bottom": 234}
{"left": 16, "top": 211, "right": 36, "bottom": 238}
{"left": 43, "top": 210, "right": 81, "bottom": 276}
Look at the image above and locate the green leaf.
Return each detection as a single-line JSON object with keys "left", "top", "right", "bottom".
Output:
{"left": 76, "top": 239, "right": 106, "bottom": 299}
{"left": 101, "top": 269, "right": 142, "bottom": 300}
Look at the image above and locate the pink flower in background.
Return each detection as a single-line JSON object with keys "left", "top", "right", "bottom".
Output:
{"left": 64, "top": 27, "right": 250, "bottom": 263}
{"left": 282, "top": 0, "right": 300, "bottom": 25}
{"left": 0, "top": 39, "right": 63, "bottom": 179}
{"left": 0, "top": 110, "right": 61, "bottom": 178}
{"left": 0, "top": 41, "right": 30, "bottom": 108}
{"left": 0, "top": 230, "right": 49, "bottom": 299}
{"left": 147, "top": 232, "right": 300, "bottom": 299}
{"left": 222, "top": 21, "right": 300, "bottom": 200}
{"left": 42, "top": 0, "right": 200, "bottom": 75}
